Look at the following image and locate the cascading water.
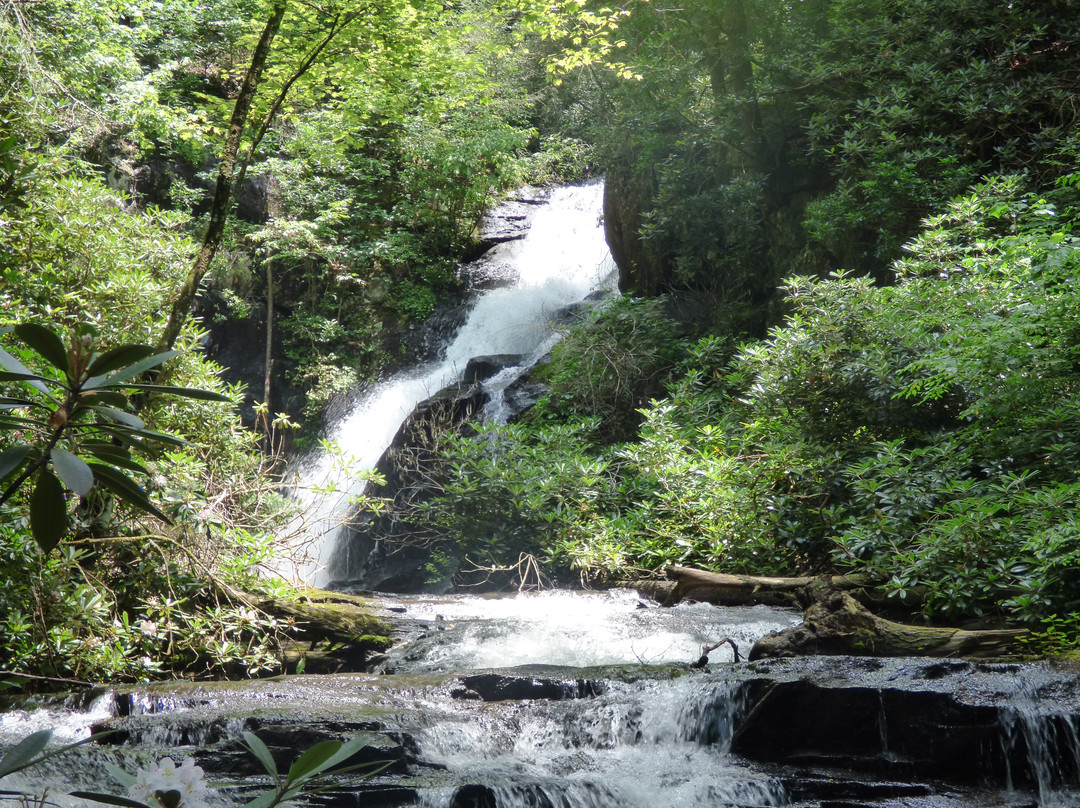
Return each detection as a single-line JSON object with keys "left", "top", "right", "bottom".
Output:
{"left": 279, "top": 181, "right": 616, "bottom": 588}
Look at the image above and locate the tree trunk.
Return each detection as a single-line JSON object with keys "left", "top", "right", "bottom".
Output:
{"left": 157, "top": 2, "right": 288, "bottom": 353}
{"left": 750, "top": 590, "right": 1029, "bottom": 660}
{"left": 662, "top": 565, "right": 884, "bottom": 608}
{"left": 262, "top": 259, "right": 274, "bottom": 434}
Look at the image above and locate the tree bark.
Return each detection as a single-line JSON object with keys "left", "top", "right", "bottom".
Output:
{"left": 662, "top": 565, "right": 882, "bottom": 608}
{"left": 230, "top": 9, "right": 364, "bottom": 204}
{"left": 157, "top": 2, "right": 288, "bottom": 353}
{"left": 750, "top": 590, "right": 1029, "bottom": 660}
{"left": 262, "top": 259, "right": 274, "bottom": 433}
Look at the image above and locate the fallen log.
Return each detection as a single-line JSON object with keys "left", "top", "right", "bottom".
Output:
{"left": 749, "top": 590, "right": 1029, "bottom": 660}
{"left": 662, "top": 565, "right": 882, "bottom": 608}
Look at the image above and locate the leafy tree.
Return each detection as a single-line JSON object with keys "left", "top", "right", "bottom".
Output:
{"left": 0, "top": 323, "right": 228, "bottom": 551}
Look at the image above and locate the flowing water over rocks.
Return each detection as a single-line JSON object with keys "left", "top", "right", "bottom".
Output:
{"left": 4, "top": 591, "right": 1080, "bottom": 808}
{"left": 6, "top": 184, "right": 1080, "bottom": 807}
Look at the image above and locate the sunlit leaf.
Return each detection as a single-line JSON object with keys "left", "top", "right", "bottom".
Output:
{"left": 0, "top": 730, "right": 51, "bottom": 778}
{"left": 51, "top": 448, "right": 94, "bottom": 496}
{"left": 100, "top": 351, "right": 180, "bottom": 386}
{"left": 287, "top": 740, "right": 342, "bottom": 782}
{"left": 85, "top": 344, "right": 155, "bottom": 379}
{"left": 240, "top": 731, "right": 279, "bottom": 778}
{"left": 77, "top": 390, "right": 129, "bottom": 408}
{"left": 0, "top": 349, "right": 50, "bottom": 394}
{"left": 87, "top": 406, "right": 144, "bottom": 429}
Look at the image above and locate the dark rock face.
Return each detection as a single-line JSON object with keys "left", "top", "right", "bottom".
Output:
{"left": 196, "top": 290, "right": 303, "bottom": 428}
{"left": 452, "top": 674, "right": 607, "bottom": 702}
{"left": 327, "top": 382, "right": 487, "bottom": 592}
{"left": 729, "top": 658, "right": 1080, "bottom": 794}
{"left": 446, "top": 784, "right": 497, "bottom": 808}
{"left": 603, "top": 163, "right": 667, "bottom": 297}
{"left": 462, "top": 354, "right": 524, "bottom": 384}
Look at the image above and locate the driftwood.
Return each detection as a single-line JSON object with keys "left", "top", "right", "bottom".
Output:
{"left": 662, "top": 565, "right": 881, "bottom": 608}
{"left": 654, "top": 566, "right": 1027, "bottom": 660}
{"left": 749, "top": 590, "right": 1029, "bottom": 660}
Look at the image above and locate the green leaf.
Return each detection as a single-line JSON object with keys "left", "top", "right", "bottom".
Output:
{"left": 287, "top": 740, "right": 342, "bottom": 782}
{"left": 0, "top": 395, "right": 44, "bottom": 408}
{"left": 0, "top": 348, "right": 50, "bottom": 395}
{"left": 87, "top": 463, "right": 170, "bottom": 523}
{"left": 0, "top": 731, "right": 116, "bottom": 780}
{"left": 51, "top": 448, "right": 94, "bottom": 497}
{"left": 15, "top": 323, "right": 70, "bottom": 376}
{"left": 87, "top": 406, "right": 145, "bottom": 429}
{"left": 100, "top": 351, "right": 179, "bottom": 386}
{"left": 85, "top": 344, "right": 155, "bottom": 379}
{"left": 303, "top": 736, "right": 373, "bottom": 779}
{"left": 30, "top": 469, "right": 67, "bottom": 552}
{"left": 93, "top": 423, "right": 187, "bottom": 448}
{"left": 242, "top": 791, "right": 280, "bottom": 808}
{"left": 240, "top": 731, "right": 279, "bottom": 778}
{"left": 70, "top": 793, "right": 150, "bottom": 808}
{"left": 80, "top": 443, "right": 149, "bottom": 476}
{"left": 0, "top": 444, "right": 34, "bottom": 481}
{"left": 109, "top": 383, "right": 231, "bottom": 403}
{"left": 104, "top": 761, "right": 136, "bottom": 788}
{"left": 0, "top": 371, "right": 54, "bottom": 387}
{"left": 76, "top": 390, "right": 130, "bottom": 408}
{"left": 0, "top": 730, "right": 51, "bottom": 778}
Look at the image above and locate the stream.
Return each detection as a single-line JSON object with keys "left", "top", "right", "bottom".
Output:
{"left": 4, "top": 184, "right": 1080, "bottom": 808}
{"left": 3, "top": 590, "right": 1080, "bottom": 807}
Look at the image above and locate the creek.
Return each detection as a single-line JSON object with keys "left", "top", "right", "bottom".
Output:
{"left": 3, "top": 590, "right": 1080, "bottom": 807}
{"left": 4, "top": 184, "right": 1080, "bottom": 808}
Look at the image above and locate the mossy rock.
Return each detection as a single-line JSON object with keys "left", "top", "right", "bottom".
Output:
{"left": 260, "top": 588, "right": 393, "bottom": 673}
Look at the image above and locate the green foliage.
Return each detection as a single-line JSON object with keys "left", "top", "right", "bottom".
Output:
{"left": 416, "top": 419, "right": 612, "bottom": 577}
{"left": 0, "top": 140, "right": 295, "bottom": 684}
{"left": 588, "top": 0, "right": 1080, "bottom": 318}
{"left": 0, "top": 322, "right": 230, "bottom": 550}
{"left": 529, "top": 298, "right": 689, "bottom": 443}
{"left": 427, "top": 173, "right": 1080, "bottom": 623}
{"left": 803, "top": 0, "right": 1080, "bottom": 265}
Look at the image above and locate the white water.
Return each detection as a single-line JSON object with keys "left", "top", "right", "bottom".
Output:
{"left": 381, "top": 589, "right": 801, "bottom": 671}
{"left": 414, "top": 677, "right": 788, "bottom": 808}
{"left": 278, "top": 182, "right": 616, "bottom": 587}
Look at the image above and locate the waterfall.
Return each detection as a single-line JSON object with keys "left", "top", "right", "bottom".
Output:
{"left": 278, "top": 181, "right": 616, "bottom": 588}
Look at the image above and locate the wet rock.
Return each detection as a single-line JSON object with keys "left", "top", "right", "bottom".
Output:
{"left": 453, "top": 674, "right": 607, "bottom": 702}
{"left": 447, "top": 784, "right": 498, "bottom": 808}
{"left": 730, "top": 676, "right": 1080, "bottom": 789}
{"left": 326, "top": 383, "right": 488, "bottom": 593}
{"left": 463, "top": 355, "right": 524, "bottom": 384}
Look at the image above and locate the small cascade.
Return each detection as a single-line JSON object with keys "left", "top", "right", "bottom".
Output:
{"left": 279, "top": 181, "right": 616, "bottom": 589}
{"left": 384, "top": 593, "right": 795, "bottom": 808}
{"left": 1000, "top": 685, "right": 1080, "bottom": 807}
{"left": 410, "top": 675, "right": 787, "bottom": 808}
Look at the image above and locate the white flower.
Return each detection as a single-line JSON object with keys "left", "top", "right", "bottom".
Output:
{"left": 127, "top": 767, "right": 159, "bottom": 802}
{"left": 156, "top": 757, "right": 179, "bottom": 785}
{"left": 126, "top": 757, "right": 211, "bottom": 808}
{"left": 138, "top": 620, "right": 158, "bottom": 637}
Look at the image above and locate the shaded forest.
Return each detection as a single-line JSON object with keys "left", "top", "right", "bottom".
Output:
{"left": 2, "top": 0, "right": 1080, "bottom": 686}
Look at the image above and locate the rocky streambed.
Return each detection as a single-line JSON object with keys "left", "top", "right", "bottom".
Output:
{"left": 2, "top": 590, "right": 1079, "bottom": 808}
